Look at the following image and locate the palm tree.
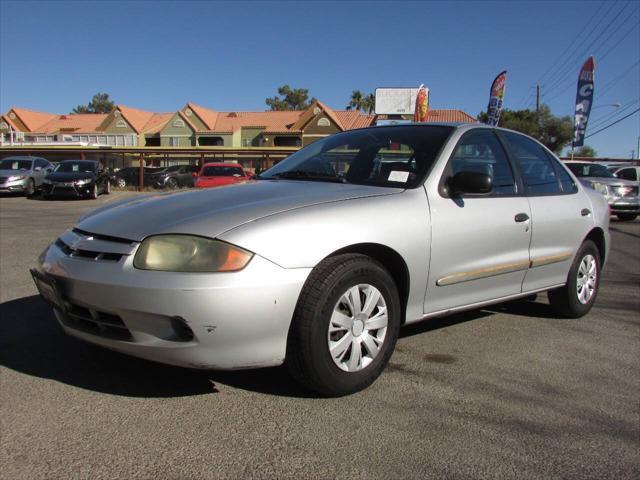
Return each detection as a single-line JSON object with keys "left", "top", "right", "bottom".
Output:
{"left": 347, "top": 90, "right": 365, "bottom": 112}
{"left": 363, "top": 93, "right": 376, "bottom": 114}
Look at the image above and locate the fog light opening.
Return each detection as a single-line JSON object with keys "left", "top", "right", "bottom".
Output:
{"left": 170, "top": 316, "right": 195, "bottom": 342}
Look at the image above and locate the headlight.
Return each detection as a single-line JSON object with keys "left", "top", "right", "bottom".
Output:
{"left": 8, "top": 175, "right": 27, "bottom": 181}
{"left": 75, "top": 178, "right": 92, "bottom": 186}
{"left": 133, "top": 235, "right": 253, "bottom": 272}
{"left": 590, "top": 182, "right": 609, "bottom": 195}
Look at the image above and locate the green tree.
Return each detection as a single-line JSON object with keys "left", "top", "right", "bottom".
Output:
{"left": 574, "top": 145, "right": 597, "bottom": 157}
{"left": 346, "top": 90, "right": 365, "bottom": 111}
{"left": 478, "top": 105, "right": 573, "bottom": 154}
{"left": 265, "top": 85, "right": 316, "bottom": 111}
{"left": 72, "top": 93, "right": 115, "bottom": 114}
{"left": 346, "top": 91, "right": 376, "bottom": 114}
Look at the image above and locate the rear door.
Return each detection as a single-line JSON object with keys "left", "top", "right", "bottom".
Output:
{"left": 424, "top": 129, "right": 532, "bottom": 314}
{"left": 499, "top": 131, "right": 594, "bottom": 292}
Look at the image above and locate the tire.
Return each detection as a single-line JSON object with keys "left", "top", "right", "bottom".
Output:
{"left": 105, "top": 180, "right": 111, "bottom": 195}
{"left": 616, "top": 213, "right": 637, "bottom": 222}
{"left": 166, "top": 177, "right": 178, "bottom": 189}
{"left": 548, "top": 240, "right": 601, "bottom": 318}
{"left": 89, "top": 183, "right": 98, "bottom": 200}
{"left": 116, "top": 177, "right": 126, "bottom": 188}
{"left": 25, "top": 178, "right": 35, "bottom": 197}
{"left": 286, "top": 254, "right": 401, "bottom": 396}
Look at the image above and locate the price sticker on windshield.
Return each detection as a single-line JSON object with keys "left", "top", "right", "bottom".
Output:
{"left": 388, "top": 171, "right": 409, "bottom": 182}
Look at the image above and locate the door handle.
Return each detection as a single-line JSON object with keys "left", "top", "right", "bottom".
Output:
{"left": 514, "top": 213, "right": 530, "bottom": 222}
{"left": 581, "top": 208, "right": 591, "bottom": 216}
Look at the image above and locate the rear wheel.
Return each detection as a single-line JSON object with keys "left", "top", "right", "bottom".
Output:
{"left": 105, "top": 180, "right": 111, "bottom": 195}
{"left": 116, "top": 177, "right": 126, "bottom": 188}
{"left": 548, "top": 240, "right": 600, "bottom": 318}
{"left": 167, "top": 177, "right": 178, "bottom": 189}
{"left": 89, "top": 183, "right": 98, "bottom": 200}
{"left": 616, "top": 213, "right": 637, "bottom": 222}
{"left": 286, "top": 254, "right": 401, "bottom": 396}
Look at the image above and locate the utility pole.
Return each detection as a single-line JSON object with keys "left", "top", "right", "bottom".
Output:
{"left": 536, "top": 85, "right": 540, "bottom": 113}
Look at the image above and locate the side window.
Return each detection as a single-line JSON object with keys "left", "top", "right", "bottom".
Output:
{"left": 502, "top": 132, "right": 561, "bottom": 195}
{"left": 617, "top": 168, "right": 637, "bottom": 181}
{"left": 546, "top": 152, "right": 577, "bottom": 193}
{"left": 445, "top": 130, "right": 516, "bottom": 195}
{"left": 35, "top": 159, "right": 46, "bottom": 168}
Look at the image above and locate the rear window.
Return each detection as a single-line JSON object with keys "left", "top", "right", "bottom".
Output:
{"left": 566, "top": 163, "right": 614, "bottom": 178}
{"left": 202, "top": 166, "right": 245, "bottom": 177}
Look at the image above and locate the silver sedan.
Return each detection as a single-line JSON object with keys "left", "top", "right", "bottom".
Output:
{"left": 32, "top": 124, "right": 610, "bottom": 396}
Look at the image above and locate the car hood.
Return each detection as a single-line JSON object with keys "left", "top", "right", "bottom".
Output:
{"left": 77, "top": 180, "right": 402, "bottom": 241}
{"left": 0, "top": 169, "right": 32, "bottom": 177}
{"left": 578, "top": 176, "right": 636, "bottom": 187}
{"left": 47, "top": 172, "right": 95, "bottom": 182}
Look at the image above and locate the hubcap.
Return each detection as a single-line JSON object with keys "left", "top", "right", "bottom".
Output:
{"left": 327, "top": 284, "right": 388, "bottom": 372}
{"left": 576, "top": 254, "right": 597, "bottom": 304}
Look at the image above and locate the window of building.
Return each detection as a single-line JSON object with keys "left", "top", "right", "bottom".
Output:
{"left": 146, "top": 136, "right": 161, "bottom": 147}
{"left": 198, "top": 136, "right": 224, "bottom": 146}
{"left": 62, "top": 135, "right": 73, "bottom": 142}
{"left": 116, "top": 119, "right": 127, "bottom": 128}
{"left": 173, "top": 119, "right": 185, "bottom": 128}
{"left": 317, "top": 118, "right": 331, "bottom": 127}
{"left": 274, "top": 136, "right": 302, "bottom": 147}
{"left": 170, "top": 137, "right": 180, "bottom": 147}
{"left": 502, "top": 132, "right": 562, "bottom": 195}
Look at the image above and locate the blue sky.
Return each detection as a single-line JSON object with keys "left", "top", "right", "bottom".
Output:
{"left": 1, "top": 0, "right": 638, "bottom": 157}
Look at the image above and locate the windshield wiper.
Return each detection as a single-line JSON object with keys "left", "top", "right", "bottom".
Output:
{"left": 261, "top": 170, "right": 347, "bottom": 183}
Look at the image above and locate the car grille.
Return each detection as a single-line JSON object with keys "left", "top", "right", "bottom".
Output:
{"left": 55, "top": 228, "right": 137, "bottom": 262}
{"left": 61, "top": 302, "right": 132, "bottom": 341}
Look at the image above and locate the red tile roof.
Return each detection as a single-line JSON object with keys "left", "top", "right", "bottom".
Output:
{"left": 141, "top": 113, "right": 175, "bottom": 134}
{"left": 187, "top": 103, "right": 219, "bottom": 130}
{"left": 10, "top": 108, "right": 58, "bottom": 132}
{"left": 36, "top": 114, "right": 109, "bottom": 134}
{"left": 116, "top": 105, "right": 156, "bottom": 133}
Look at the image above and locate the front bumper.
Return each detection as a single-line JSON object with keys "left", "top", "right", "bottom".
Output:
{"left": 42, "top": 182, "right": 93, "bottom": 198}
{"left": 34, "top": 237, "right": 310, "bottom": 369}
{"left": 607, "top": 196, "right": 640, "bottom": 214}
{"left": 0, "top": 177, "right": 29, "bottom": 192}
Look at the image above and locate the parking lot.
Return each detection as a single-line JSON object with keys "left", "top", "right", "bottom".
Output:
{"left": 0, "top": 192, "right": 638, "bottom": 479}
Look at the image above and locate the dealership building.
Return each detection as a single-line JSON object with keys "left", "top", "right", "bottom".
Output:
{"left": 0, "top": 101, "right": 477, "bottom": 149}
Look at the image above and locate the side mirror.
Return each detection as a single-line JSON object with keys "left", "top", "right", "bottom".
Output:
{"left": 34, "top": 166, "right": 42, "bottom": 171}
{"left": 448, "top": 171, "right": 492, "bottom": 196}
{"left": 46, "top": 168, "right": 53, "bottom": 173}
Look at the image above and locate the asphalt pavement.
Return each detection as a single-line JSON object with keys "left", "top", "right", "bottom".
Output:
{"left": 0, "top": 192, "right": 638, "bottom": 479}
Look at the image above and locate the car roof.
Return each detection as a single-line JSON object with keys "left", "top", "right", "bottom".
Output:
{"left": 202, "top": 162, "right": 243, "bottom": 167}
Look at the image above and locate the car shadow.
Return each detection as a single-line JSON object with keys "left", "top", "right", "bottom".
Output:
{"left": 0, "top": 295, "right": 313, "bottom": 398}
{"left": 1, "top": 295, "right": 564, "bottom": 399}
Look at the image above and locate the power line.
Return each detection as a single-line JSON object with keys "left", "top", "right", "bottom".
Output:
{"left": 589, "top": 98, "right": 640, "bottom": 130}
{"left": 585, "top": 107, "right": 640, "bottom": 139}
{"left": 544, "top": 2, "right": 632, "bottom": 94}
{"left": 599, "top": 59, "right": 640, "bottom": 92}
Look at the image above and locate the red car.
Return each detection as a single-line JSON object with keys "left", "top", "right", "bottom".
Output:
{"left": 195, "top": 162, "right": 250, "bottom": 188}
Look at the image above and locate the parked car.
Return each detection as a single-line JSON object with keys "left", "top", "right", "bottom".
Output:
{"left": 607, "top": 164, "right": 640, "bottom": 183}
{"left": 41, "top": 160, "right": 111, "bottom": 200}
{"left": 565, "top": 161, "right": 639, "bottom": 221}
{"left": 151, "top": 164, "right": 199, "bottom": 189}
{"left": 111, "top": 167, "right": 162, "bottom": 188}
{"left": 32, "top": 124, "right": 610, "bottom": 396}
{"left": 0, "top": 156, "right": 53, "bottom": 196}
{"left": 195, "top": 162, "right": 250, "bottom": 188}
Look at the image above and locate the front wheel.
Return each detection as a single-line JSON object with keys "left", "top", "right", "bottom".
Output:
{"left": 548, "top": 240, "right": 600, "bottom": 318}
{"left": 286, "top": 254, "right": 401, "bottom": 396}
{"left": 104, "top": 180, "right": 111, "bottom": 195}
{"left": 25, "top": 178, "right": 35, "bottom": 196}
{"left": 166, "top": 177, "right": 178, "bottom": 189}
{"left": 616, "top": 213, "right": 637, "bottom": 222}
{"left": 116, "top": 177, "right": 126, "bottom": 188}
{"left": 89, "top": 183, "right": 98, "bottom": 200}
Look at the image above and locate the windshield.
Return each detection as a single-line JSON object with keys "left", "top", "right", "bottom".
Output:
{"left": 566, "top": 163, "right": 614, "bottom": 178}
{"left": 202, "top": 166, "right": 245, "bottom": 177}
{"left": 0, "top": 159, "right": 32, "bottom": 170}
{"left": 259, "top": 125, "right": 454, "bottom": 188}
{"left": 54, "top": 161, "right": 97, "bottom": 173}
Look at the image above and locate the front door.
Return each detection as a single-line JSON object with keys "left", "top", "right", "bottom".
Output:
{"left": 424, "top": 129, "right": 532, "bottom": 314}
